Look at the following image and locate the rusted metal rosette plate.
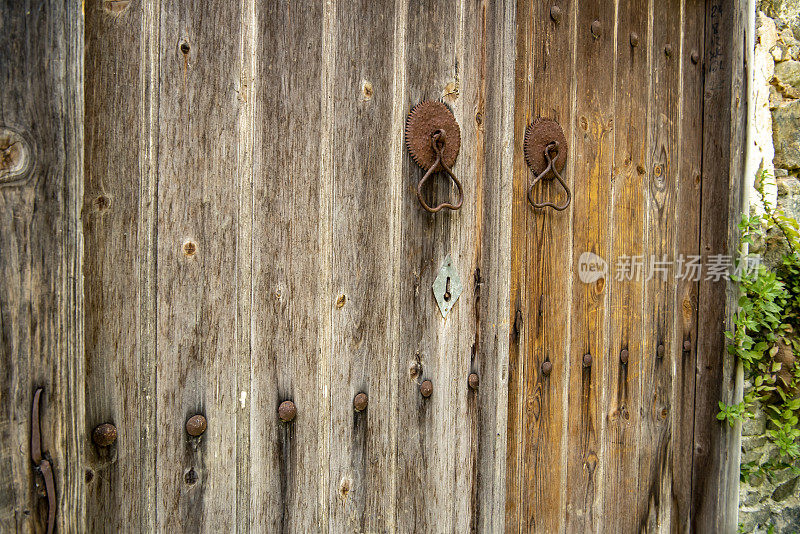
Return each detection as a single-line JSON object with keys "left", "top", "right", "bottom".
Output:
{"left": 524, "top": 118, "right": 567, "bottom": 175}
{"left": 405, "top": 101, "right": 460, "bottom": 171}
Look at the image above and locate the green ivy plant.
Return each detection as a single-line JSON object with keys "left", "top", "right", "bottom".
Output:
{"left": 718, "top": 171, "right": 800, "bottom": 483}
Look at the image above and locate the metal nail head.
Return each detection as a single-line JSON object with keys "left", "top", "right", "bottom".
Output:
{"left": 541, "top": 360, "right": 553, "bottom": 376}
{"left": 92, "top": 423, "right": 118, "bottom": 447}
{"left": 420, "top": 380, "right": 433, "bottom": 398}
{"left": 353, "top": 392, "right": 368, "bottom": 412}
{"left": 468, "top": 373, "right": 479, "bottom": 390}
{"left": 583, "top": 353, "right": 592, "bottom": 367}
{"left": 186, "top": 415, "right": 207, "bottom": 437}
{"left": 278, "top": 401, "right": 297, "bottom": 422}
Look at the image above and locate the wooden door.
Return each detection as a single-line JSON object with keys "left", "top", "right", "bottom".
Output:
{"left": 506, "top": 0, "right": 744, "bottom": 532}
{"left": 2, "top": 0, "right": 745, "bottom": 532}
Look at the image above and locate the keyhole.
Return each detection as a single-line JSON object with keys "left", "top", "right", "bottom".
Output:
{"left": 444, "top": 277, "right": 451, "bottom": 301}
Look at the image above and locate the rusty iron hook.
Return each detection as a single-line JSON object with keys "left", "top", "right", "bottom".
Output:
{"left": 527, "top": 142, "right": 571, "bottom": 211}
{"left": 31, "top": 388, "right": 56, "bottom": 534}
{"left": 416, "top": 129, "right": 463, "bottom": 213}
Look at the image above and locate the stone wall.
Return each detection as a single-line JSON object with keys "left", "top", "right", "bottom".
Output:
{"left": 740, "top": 2, "right": 800, "bottom": 532}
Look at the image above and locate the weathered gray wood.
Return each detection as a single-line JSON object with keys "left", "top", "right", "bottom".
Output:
{"left": 506, "top": 0, "right": 575, "bottom": 531}
{"left": 248, "top": 1, "right": 326, "bottom": 532}
{"left": 326, "top": 0, "right": 398, "bottom": 531}
{"left": 693, "top": 0, "right": 747, "bottom": 530}
{"left": 83, "top": 0, "right": 157, "bottom": 530}
{"left": 154, "top": 1, "right": 242, "bottom": 530}
{"left": 602, "top": 0, "right": 648, "bottom": 530}
{"left": 0, "top": 0, "right": 85, "bottom": 531}
{"left": 393, "top": 1, "right": 467, "bottom": 532}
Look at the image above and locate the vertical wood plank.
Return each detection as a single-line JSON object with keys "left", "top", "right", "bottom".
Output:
{"left": 637, "top": 0, "right": 682, "bottom": 529}
{"left": 154, "top": 1, "right": 242, "bottom": 530}
{"left": 393, "top": 1, "right": 463, "bottom": 532}
{"left": 84, "top": 0, "right": 156, "bottom": 529}
{"left": 327, "top": 0, "right": 398, "bottom": 531}
{"left": 602, "top": 0, "right": 648, "bottom": 530}
{"left": 693, "top": 0, "right": 746, "bottom": 530}
{"left": 451, "top": 1, "right": 516, "bottom": 531}
{"left": 564, "top": 2, "right": 615, "bottom": 531}
{"left": 507, "top": 0, "right": 575, "bottom": 532}
{"left": 671, "top": 0, "right": 705, "bottom": 529}
{"left": 0, "top": 0, "right": 85, "bottom": 531}
{"left": 249, "top": 0, "right": 325, "bottom": 531}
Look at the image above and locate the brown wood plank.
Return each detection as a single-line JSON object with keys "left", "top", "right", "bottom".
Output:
{"left": 693, "top": 0, "right": 747, "bottom": 530}
{"left": 563, "top": 2, "right": 615, "bottom": 531}
{"left": 83, "top": 0, "right": 157, "bottom": 529}
{"left": 637, "top": 0, "right": 682, "bottom": 529}
{"left": 327, "top": 0, "right": 398, "bottom": 531}
{"left": 507, "top": 0, "right": 575, "bottom": 532}
{"left": 154, "top": 1, "right": 243, "bottom": 530}
{"left": 601, "top": 0, "right": 648, "bottom": 530}
{"left": 671, "top": 0, "right": 705, "bottom": 529}
{"left": 249, "top": 1, "right": 325, "bottom": 531}
{"left": 0, "top": 0, "right": 85, "bottom": 531}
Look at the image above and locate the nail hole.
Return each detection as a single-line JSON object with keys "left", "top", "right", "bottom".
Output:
{"left": 183, "top": 241, "right": 197, "bottom": 256}
{"left": 180, "top": 41, "right": 190, "bottom": 55}
{"left": 184, "top": 469, "right": 198, "bottom": 485}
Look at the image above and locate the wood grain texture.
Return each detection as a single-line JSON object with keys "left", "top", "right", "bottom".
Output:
{"left": 506, "top": 0, "right": 574, "bottom": 532}
{"left": 84, "top": 0, "right": 155, "bottom": 529}
{"left": 564, "top": 2, "right": 615, "bottom": 531}
{"left": 0, "top": 0, "right": 85, "bottom": 531}
{"left": 637, "top": 0, "right": 682, "bottom": 529}
{"left": 602, "top": 0, "right": 648, "bottom": 530}
{"left": 327, "top": 0, "right": 397, "bottom": 530}
{"left": 154, "top": 1, "right": 242, "bottom": 530}
{"left": 671, "top": 0, "right": 705, "bottom": 529}
{"left": 249, "top": 1, "right": 325, "bottom": 531}
{"left": 692, "top": 0, "right": 747, "bottom": 530}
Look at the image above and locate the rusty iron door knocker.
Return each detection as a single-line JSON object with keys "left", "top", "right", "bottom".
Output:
{"left": 524, "top": 118, "right": 571, "bottom": 211}
{"left": 31, "top": 387, "right": 56, "bottom": 534}
{"left": 405, "top": 101, "right": 462, "bottom": 213}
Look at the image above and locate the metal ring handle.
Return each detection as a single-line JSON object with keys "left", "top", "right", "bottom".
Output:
{"left": 416, "top": 130, "right": 463, "bottom": 213}
{"left": 527, "top": 142, "right": 571, "bottom": 212}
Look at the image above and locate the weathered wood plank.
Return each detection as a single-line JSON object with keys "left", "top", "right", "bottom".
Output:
{"left": 564, "top": 2, "right": 615, "bottom": 531}
{"left": 249, "top": 0, "right": 325, "bottom": 531}
{"left": 637, "top": 0, "right": 682, "bottom": 529}
{"left": 671, "top": 0, "right": 705, "bottom": 529}
{"left": 393, "top": 0, "right": 464, "bottom": 531}
{"left": 327, "top": 0, "right": 398, "bottom": 531}
{"left": 0, "top": 0, "right": 85, "bottom": 531}
{"left": 84, "top": 0, "right": 155, "bottom": 529}
{"left": 451, "top": 2, "right": 516, "bottom": 531}
{"left": 154, "top": 1, "right": 242, "bottom": 530}
{"left": 507, "top": 0, "right": 575, "bottom": 531}
{"left": 460, "top": 1, "right": 516, "bottom": 532}
{"left": 693, "top": 0, "right": 746, "bottom": 530}
{"left": 602, "top": 0, "right": 648, "bottom": 530}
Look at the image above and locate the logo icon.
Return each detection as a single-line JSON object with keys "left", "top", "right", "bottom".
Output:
{"left": 578, "top": 252, "right": 608, "bottom": 284}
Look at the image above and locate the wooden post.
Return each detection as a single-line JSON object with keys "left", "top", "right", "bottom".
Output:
{"left": 693, "top": 0, "right": 747, "bottom": 530}
{"left": 0, "top": 0, "right": 84, "bottom": 532}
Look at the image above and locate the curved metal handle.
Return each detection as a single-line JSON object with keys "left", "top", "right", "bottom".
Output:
{"left": 527, "top": 142, "right": 571, "bottom": 212}
{"left": 31, "top": 387, "right": 55, "bottom": 534}
{"left": 416, "top": 130, "right": 463, "bottom": 213}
